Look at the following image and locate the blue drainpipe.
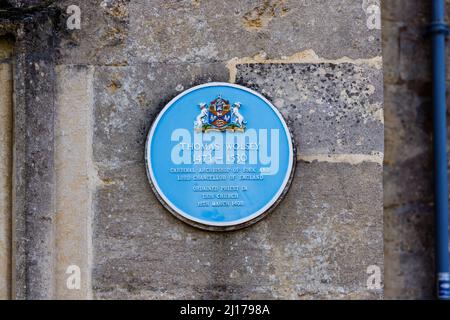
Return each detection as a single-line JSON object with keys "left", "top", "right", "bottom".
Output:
{"left": 430, "top": 0, "right": 450, "bottom": 300}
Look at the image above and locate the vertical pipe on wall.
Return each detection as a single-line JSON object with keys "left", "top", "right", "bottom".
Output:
{"left": 431, "top": 0, "right": 450, "bottom": 300}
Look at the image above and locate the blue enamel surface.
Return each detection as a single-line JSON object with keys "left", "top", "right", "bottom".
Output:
{"left": 147, "top": 84, "right": 293, "bottom": 225}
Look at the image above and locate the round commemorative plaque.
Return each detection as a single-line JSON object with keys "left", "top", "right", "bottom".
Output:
{"left": 145, "top": 83, "right": 296, "bottom": 231}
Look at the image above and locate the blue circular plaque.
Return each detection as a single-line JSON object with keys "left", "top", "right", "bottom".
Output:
{"left": 145, "top": 83, "right": 295, "bottom": 230}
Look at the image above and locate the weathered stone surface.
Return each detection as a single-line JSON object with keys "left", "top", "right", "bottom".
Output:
{"left": 236, "top": 62, "right": 384, "bottom": 156}
{"left": 1, "top": 0, "right": 385, "bottom": 300}
{"left": 12, "top": 13, "right": 57, "bottom": 300}
{"left": 56, "top": 0, "right": 381, "bottom": 65}
{"left": 93, "top": 160, "right": 382, "bottom": 299}
{"left": 93, "top": 63, "right": 228, "bottom": 163}
{"left": 55, "top": 65, "right": 96, "bottom": 299}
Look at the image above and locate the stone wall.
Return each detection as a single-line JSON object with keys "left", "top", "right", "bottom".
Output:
{"left": 382, "top": 1, "right": 450, "bottom": 299}
{"left": 0, "top": 0, "right": 384, "bottom": 299}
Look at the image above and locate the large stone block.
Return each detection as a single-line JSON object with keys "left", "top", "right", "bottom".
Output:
{"left": 92, "top": 160, "right": 383, "bottom": 299}
{"left": 235, "top": 62, "right": 384, "bottom": 156}
{"left": 56, "top": 0, "right": 381, "bottom": 65}
{"left": 56, "top": 0, "right": 129, "bottom": 66}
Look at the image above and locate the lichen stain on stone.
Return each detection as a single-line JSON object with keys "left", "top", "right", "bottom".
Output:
{"left": 226, "top": 49, "right": 383, "bottom": 83}
{"left": 100, "top": 177, "right": 116, "bottom": 186}
{"left": 101, "top": 26, "right": 127, "bottom": 47}
{"left": 242, "top": 0, "right": 289, "bottom": 30}
{"left": 136, "top": 92, "right": 146, "bottom": 107}
{"left": 107, "top": 79, "right": 122, "bottom": 93}
{"left": 101, "top": 0, "right": 130, "bottom": 21}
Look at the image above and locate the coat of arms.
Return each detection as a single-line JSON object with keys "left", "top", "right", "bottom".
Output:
{"left": 194, "top": 96, "right": 246, "bottom": 132}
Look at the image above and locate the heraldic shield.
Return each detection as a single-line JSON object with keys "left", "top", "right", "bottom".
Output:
{"left": 194, "top": 96, "right": 246, "bottom": 132}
